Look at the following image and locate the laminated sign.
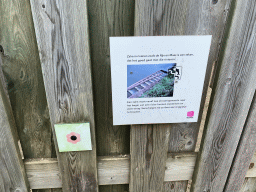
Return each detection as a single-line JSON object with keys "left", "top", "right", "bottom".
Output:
{"left": 54, "top": 123, "right": 92, "bottom": 152}
{"left": 110, "top": 36, "right": 212, "bottom": 125}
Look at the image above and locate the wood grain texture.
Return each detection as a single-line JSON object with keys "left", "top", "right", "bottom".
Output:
{"left": 23, "top": 153, "right": 201, "bottom": 189}
{"left": 191, "top": 0, "right": 256, "bottom": 191}
{"left": 0, "top": 0, "right": 52, "bottom": 160}
{"left": 24, "top": 158, "right": 61, "bottom": 189}
{"left": 164, "top": 153, "right": 197, "bottom": 182}
{"left": 224, "top": 92, "right": 256, "bottom": 191}
{"left": 130, "top": 124, "right": 170, "bottom": 191}
{"left": 97, "top": 155, "right": 130, "bottom": 185}
{"left": 132, "top": 0, "right": 233, "bottom": 191}
{"left": 87, "top": 0, "right": 135, "bottom": 191}
{"left": 0, "top": 0, "right": 59, "bottom": 191}
{"left": 240, "top": 178, "right": 256, "bottom": 192}
{"left": 22, "top": 153, "right": 256, "bottom": 189}
{"left": 245, "top": 152, "right": 256, "bottom": 178}
{"left": 0, "top": 56, "right": 30, "bottom": 191}
{"left": 163, "top": 181, "right": 188, "bottom": 192}
{"left": 30, "top": 1, "right": 98, "bottom": 191}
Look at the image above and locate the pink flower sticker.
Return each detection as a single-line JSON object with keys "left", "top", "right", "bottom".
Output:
{"left": 66, "top": 132, "right": 81, "bottom": 144}
{"left": 187, "top": 111, "right": 194, "bottom": 117}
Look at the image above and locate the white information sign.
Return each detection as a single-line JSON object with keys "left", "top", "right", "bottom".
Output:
{"left": 110, "top": 36, "right": 212, "bottom": 125}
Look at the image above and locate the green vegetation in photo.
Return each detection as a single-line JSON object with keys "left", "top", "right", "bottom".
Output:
{"left": 140, "top": 75, "right": 175, "bottom": 98}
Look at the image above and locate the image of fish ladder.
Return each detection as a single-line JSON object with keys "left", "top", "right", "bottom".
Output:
{"left": 127, "top": 64, "right": 179, "bottom": 98}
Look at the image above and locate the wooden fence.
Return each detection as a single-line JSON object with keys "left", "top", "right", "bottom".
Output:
{"left": 0, "top": 0, "right": 256, "bottom": 191}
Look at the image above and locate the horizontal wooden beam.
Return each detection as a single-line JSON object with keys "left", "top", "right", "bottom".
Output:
{"left": 23, "top": 152, "right": 256, "bottom": 189}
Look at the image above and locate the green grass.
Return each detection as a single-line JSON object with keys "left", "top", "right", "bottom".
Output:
{"left": 140, "top": 75, "right": 174, "bottom": 98}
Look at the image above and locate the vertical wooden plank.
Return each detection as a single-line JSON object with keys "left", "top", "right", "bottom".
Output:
{"left": 0, "top": 0, "right": 52, "bottom": 160}
{"left": 0, "top": 0, "right": 60, "bottom": 191}
{"left": 30, "top": 1, "right": 98, "bottom": 191}
{"left": 131, "top": 0, "right": 233, "bottom": 191}
{"left": 224, "top": 91, "right": 256, "bottom": 191}
{"left": 130, "top": 124, "right": 170, "bottom": 191}
{"left": 87, "top": 0, "right": 134, "bottom": 191}
{"left": 191, "top": 0, "right": 256, "bottom": 191}
{"left": 0, "top": 55, "right": 30, "bottom": 191}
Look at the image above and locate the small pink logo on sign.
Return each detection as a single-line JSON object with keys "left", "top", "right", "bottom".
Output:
{"left": 187, "top": 111, "right": 194, "bottom": 117}
{"left": 66, "top": 132, "right": 81, "bottom": 144}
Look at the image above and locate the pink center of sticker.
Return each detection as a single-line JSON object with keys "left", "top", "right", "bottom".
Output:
{"left": 66, "top": 132, "right": 81, "bottom": 144}
{"left": 187, "top": 111, "right": 194, "bottom": 117}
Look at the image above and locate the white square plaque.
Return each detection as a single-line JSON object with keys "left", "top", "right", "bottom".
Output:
{"left": 110, "top": 36, "right": 212, "bottom": 125}
{"left": 54, "top": 123, "right": 92, "bottom": 152}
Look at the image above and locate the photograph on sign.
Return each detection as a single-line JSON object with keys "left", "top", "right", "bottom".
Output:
{"left": 127, "top": 64, "right": 176, "bottom": 98}
{"left": 110, "top": 36, "right": 212, "bottom": 125}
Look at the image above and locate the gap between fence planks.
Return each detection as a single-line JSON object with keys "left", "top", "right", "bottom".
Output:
{"left": 131, "top": 0, "right": 233, "bottom": 191}
{"left": 87, "top": 0, "right": 135, "bottom": 191}
{"left": 0, "top": 56, "right": 30, "bottom": 191}
{"left": 191, "top": 0, "right": 256, "bottom": 191}
{"left": 23, "top": 152, "right": 256, "bottom": 189}
{"left": 29, "top": 1, "right": 98, "bottom": 191}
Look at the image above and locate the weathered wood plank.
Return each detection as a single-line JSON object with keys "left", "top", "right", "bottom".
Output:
{"left": 164, "top": 0, "right": 232, "bottom": 153}
{"left": 240, "top": 178, "right": 256, "bottom": 192}
{"left": 0, "top": 55, "right": 30, "bottom": 191}
{"left": 191, "top": 0, "right": 256, "bottom": 191}
{"left": 22, "top": 153, "right": 256, "bottom": 189}
{"left": 97, "top": 155, "right": 130, "bottom": 185}
{"left": 0, "top": 0, "right": 58, "bottom": 191}
{"left": 23, "top": 153, "right": 199, "bottom": 189}
{"left": 130, "top": 124, "right": 170, "bottom": 192}
{"left": 0, "top": 0, "right": 52, "bottom": 161}
{"left": 245, "top": 152, "right": 256, "bottom": 178}
{"left": 24, "top": 158, "right": 61, "bottom": 189}
{"left": 224, "top": 92, "right": 256, "bottom": 191}
{"left": 163, "top": 181, "right": 188, "bottom": 192}
{"left": 29, "top": 1, "right": 98, "bottom": 191}
{"left": 165, "top": 153, "right": 197, "bottom": 182}
{"left": 87, "top": 0, "right": 134, "bottom": 191}
{"left": 132, "top": 0, "right": 233, "bottom": 191}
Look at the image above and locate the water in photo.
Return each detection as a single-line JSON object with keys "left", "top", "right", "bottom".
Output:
{"left": 127, "top": 63, "right": 176, "bottom": 98}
